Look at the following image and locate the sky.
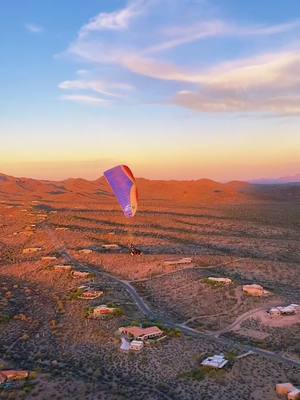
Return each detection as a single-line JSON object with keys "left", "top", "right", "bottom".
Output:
{"left": 0, "top": 0, "right": 300, "bottom": 181}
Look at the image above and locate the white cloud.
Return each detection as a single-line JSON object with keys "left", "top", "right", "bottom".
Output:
{"left": 59, "top": 80, "right": 120, "bottom": 98}
{"left": 173, "top": 50, "right": 300, "bottom": 114}
{"left": 58, "top": 79, "right": 134, "bottom": 99}
{"left": 145, "top": 20, "right": 300, "bottom": 55}
{"left": 144, "top": 21, "right": 229, "bottom": 54}
{"left": 79, "top": 0, "right": 145, "bottom": 36}
{"left": 25, "top": 23, "right": 43, "bottom": 33}
{"left": 62, "top": 0, "right": 300, "bottom": 115}
{"left": 60, "top": 94, "right": 108, "bottom": 106}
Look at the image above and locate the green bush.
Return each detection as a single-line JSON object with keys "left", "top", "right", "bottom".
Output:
{"left": 68, "top": 289, "right": 84, "bottom": 300}
{"left": 203, "top": 278, "right": 226, "bottom": 288}
{"left": 112, "top": 308, "right": 124, "bottom": 317}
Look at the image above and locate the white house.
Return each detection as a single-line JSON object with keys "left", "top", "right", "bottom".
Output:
{"left": 130, "top": 340, "right": 144, "bottom": 351}
{"left": 207, "top": 277, "right": 232, "bottom": 284}
{"left": 201, "top": 354, "right": 228, "bottom": 369}
{"left": 269, "top": 304, "right": 299, "bottom": 317}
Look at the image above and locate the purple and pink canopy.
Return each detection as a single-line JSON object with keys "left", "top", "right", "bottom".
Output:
{"left": 103, "top": 165, "right": 138, "bottom": 218}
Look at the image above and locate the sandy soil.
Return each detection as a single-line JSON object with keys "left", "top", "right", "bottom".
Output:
{"left": 0, "top": 175, "right": 299, "bottom": 399}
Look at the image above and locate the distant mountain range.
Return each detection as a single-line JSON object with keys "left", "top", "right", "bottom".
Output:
{"left": 0, "top": 172, "right": 299, "bottom": 204}
{"left": 250, "top": 174, "right": 300, "bottom": 185}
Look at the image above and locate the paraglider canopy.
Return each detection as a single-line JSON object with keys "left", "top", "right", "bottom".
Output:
{"left": 103, "top": 165, "right": 138, "bottom": 218}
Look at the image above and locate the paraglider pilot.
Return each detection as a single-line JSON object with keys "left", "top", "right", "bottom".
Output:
{"left": 129, "top": 243, "right": 142, "bottom": 256}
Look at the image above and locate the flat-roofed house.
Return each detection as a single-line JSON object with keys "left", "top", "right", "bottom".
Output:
{"left": 201, "top": 354, "right": 228, "bottom": 369}
{"left": 269, "top": 304, "right": 299, "bottom": 317}
{"left": 72, "top": 271, "right": 91, "bottom": 278}
{"left": 207, "top": 277, "right": 232, "bottom": 284}
{"left": 53, "top": 265, "right": 73, "bottom": 272}
{"left": 242, "top": 284, "right": 267, "bottom": 297}
{"left": 0, "top": 370, "right": 29, "bottom": 382}
{"left": 288, "top": 390, "right": 300, "bottom": 400}
{"left": 130, "top": 340, "right": 144, "bottom": 351}
{"left": 164, "top": 257, "right": 192, "bottom": 265}
{"left": 22, "top": 247, "right": 42, "bottom": 254}
{"left": 92, "top": 305, "right": 115, "bottom": 317}
{"left": 78, "top": 291, "right": 103, "bottom": 300}
{"left": 78, "top": 249, "right": 93, "bottom": 254}
{"left": 276, "top": 383, "right": 296, "bottom": 396}
{"left": 119, "top": 326, "right": 163, "bottom": 341}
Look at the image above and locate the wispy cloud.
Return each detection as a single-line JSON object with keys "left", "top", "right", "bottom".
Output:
{"left": 79, "top": 0, "right": 145, "bottom": 37}
{"left": 62, "top": 0, "right": 300, "bottom": 115}
{"left": 59, "top": 80, "right": 121, "bottom": 98}
{"left": 145, "top": 20, "right": 300, "bottom": 54}
{"left": 58, "top": 79, "right": 134, "bottom": 102}
{"left": 174, "top": 50, "right": 300, "bottom": 114}
{"left": 25, "top": 23, "right": 43, "bottom": 33}
{"left": 60, "top": 94, "right": 108, "bottom": 106}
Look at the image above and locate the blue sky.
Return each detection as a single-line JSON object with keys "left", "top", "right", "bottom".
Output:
{"left": 0, "top": 0, "right": 300, "bottom": 181}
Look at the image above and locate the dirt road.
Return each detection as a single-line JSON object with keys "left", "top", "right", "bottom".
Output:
{"left": 46, "top": 226, "right": 300, "bottom": 368}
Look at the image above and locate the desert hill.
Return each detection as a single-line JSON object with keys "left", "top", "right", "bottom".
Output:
{"left": 0, "top": 173, "right": 299, "bottom": 204}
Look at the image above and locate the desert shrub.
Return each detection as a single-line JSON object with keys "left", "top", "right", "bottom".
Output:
{"left": 68, "top": 289, "right": 84, "bottom": 300}
{"left": 0, "top": 314, "right": 11, "bottom": 324}
{"left": 179, "top": 368, "right": 206, "bottom": 381}
{"left": 112, "top": 307, "right": 124, "bottom": 317}
{"left": 164, "top": 327, "right": 182, "bottom": 337}
{"left": 203, "top": 278, "right": 227, "bottom": 288}
{"left": 85, "top": 307, "right": 93, "bottom": 318}
{"left": 179, "top": 365, "right": 226, "bottom": 382}
{"left": 226, "top": 351, "right": 237, "bottom": 362}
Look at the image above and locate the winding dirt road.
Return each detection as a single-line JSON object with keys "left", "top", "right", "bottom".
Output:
{"left": 46, "top": 226, "right": 300, "bottom": 368}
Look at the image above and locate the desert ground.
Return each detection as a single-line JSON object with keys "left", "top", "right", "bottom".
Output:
{"left": 0, "top": 173, "right": 299, "bottom": 399}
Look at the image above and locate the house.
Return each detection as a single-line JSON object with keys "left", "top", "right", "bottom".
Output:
{"left": 53, "top": 265, "right": 72, "bottom": 272}
{"left": 119, "top": 326, "right": 163, "bottom": 341}
{"left": 102, "top": 244, "right": 120, "bottom": 249}
{"left": 288, "top": 390, "right": 300, "bottom": 400}
{"left": 242, "top": 284, "right": 267, "bottom": 297}
{"left": 276, "top": 383, "right": 297, "bottom": 396}
{"left": 207, "top": 277, "right": 232, "bottom": 284}
{"left": 201, "top": 354, "right": 228, "bottom": 369}
{"left": 92, "top": 305, "right": 115, "bottom": 317}
{"left": 164, "top": 257, "right": 192, "bottom": 265}
{"left": 72, "top": 271, "right": 91, "bottom": 278}
{"left": 0, "top": 370, "right": 29, "bottom": 382}
{"left": 130, "top": 340, "right": 144, "bottom": 351}
{"left": 0, "top": 373, "right": 6, "bottom": 384}
{"left": 22, "top": 247, "right": 42, "bottom": 254}
{"left": 269, "top": 304, "right": 299, "bottom": 317}
{"left": 78, "top": 290, "right": 103, "bottom": 300}
{"left": 78, "top": 249, "right": 93, "bottom": 254}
